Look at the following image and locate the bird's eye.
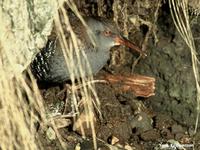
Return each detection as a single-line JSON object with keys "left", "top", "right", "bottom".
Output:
{"left": 104, "top": 30, "right": 111, "bottom": 36}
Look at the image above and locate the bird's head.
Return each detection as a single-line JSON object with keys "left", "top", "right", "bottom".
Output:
{"left": 86, "top": 17, "right": 146, "bottom": 56}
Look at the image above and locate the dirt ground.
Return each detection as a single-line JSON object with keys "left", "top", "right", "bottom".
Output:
{"left": 35, "top": 0, "right": 200, "bottom": 149}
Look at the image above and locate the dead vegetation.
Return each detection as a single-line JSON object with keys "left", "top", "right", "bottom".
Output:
{"left": 1, "top": 0, "right": 200, "bottom": 150}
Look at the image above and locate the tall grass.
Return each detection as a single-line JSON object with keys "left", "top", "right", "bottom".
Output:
{"left": 0, "top": 60, "right": 46, "bottom": 150}
{"left": 0, "top": 0, "right": 101, "bottom": 149}
{"left": 169, "top": 0, "right": 200, "bottom": 133}
{"left": 0, "top": 0, "right": 49, "bottom": 149}
{"left": 53, "top": 0, "right": 101, "bottom": 149}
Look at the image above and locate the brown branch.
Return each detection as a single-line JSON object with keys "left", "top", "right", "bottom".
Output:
{"left": 103, "top": 74, "right": 155, "bottom": 98}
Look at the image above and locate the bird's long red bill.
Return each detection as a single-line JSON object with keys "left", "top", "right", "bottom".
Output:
{"left": 114, "top": 36, "right": 147, "bottom": 57}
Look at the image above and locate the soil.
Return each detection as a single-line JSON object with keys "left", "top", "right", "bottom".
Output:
{"left": 35, "top": 0, "right": 200, "bottom": 149}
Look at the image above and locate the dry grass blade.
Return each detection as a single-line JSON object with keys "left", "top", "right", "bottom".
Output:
{"left": 0, "top": 0, "right": 51, "bottom": 149}
{"left": 169, "top": 0, "right": 200, "bottom": 133}
{"left": 52, "top": 0, "right": 102, "bottom": 149}
{"left": 0, "top": 0, "right": 101, "bottom": 149}
{"left": 0, "top": 61, "right": 46, "bottom": 150}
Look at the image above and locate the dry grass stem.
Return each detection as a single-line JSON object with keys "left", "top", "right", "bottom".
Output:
{"left": 169, "top": 0, "right": 200, "bottom": 133}
{"left": 52, "top": 0, "right": 102, "bottom": 149}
